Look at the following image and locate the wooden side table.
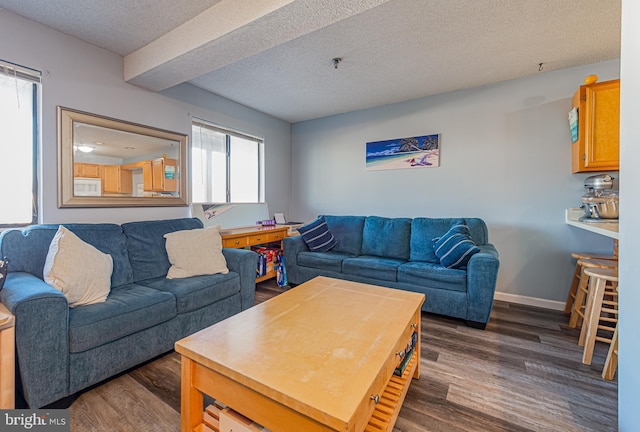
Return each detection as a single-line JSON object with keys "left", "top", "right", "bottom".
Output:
{"left": 220, "top": 225, "right": 289, "bottom": 282}
{"left": 0, "top": 302, "right": 14, "bottom": 409}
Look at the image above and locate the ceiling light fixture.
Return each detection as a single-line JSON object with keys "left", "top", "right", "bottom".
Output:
{"left": 332, "top": 57, "right": 342, "bottom": 69}
{"left": 77, "top": 145, "right": 94, "bottom": 153}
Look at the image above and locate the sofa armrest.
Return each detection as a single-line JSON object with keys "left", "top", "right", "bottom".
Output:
{"left": 222, "top": 248, "right": 258, "bottom": 310}
{"left": 0, "top": 272, "right": 70, "bottom": 408}
{"left": 283, "top": 236, "right": 309, "bottom": 284}
{"left": 466, "top": 244, "right": 500, "bottom": 325}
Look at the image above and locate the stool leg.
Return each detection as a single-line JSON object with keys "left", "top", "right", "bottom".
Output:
{"left": 569, "top": 266, "right": 590, "bottom": 328}
{"left": 565, "top": 262, "right": 581, "bottom": 314}
{"left": 602, "top": 323, "right": 618, "bottom": 380}
{"left": 580, "top": 280, "right": 617, "bottom": 347}
{"left": 581, "top": 277, "right": 607, "bottom": 365}
{"left": 578, "top": 275, "right": 599, "bottom": 347}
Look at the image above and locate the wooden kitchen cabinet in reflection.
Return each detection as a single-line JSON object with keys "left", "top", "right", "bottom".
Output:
{"left": 73, "top": 163, "right": 102, "bottom": 178}
{"left": 143, "top": 157, "right": 176, "bottom": 192}
{"left": 103, "top": 165, "right": 133, "bottom": 194}
{"left": 571, "top": 78, "right": 620, "bottom": 173}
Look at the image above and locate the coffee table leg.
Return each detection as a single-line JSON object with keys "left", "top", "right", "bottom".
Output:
{"left": 413, "top": 309, "right": 421, "bottom": 379}
{"left": 0, "top": 325, "right": 15, "bottom": 408}
{"left": 181, "top": 356, "right": 204, "bottom": 432}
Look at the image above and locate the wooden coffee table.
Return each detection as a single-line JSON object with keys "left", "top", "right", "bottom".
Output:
{"left": 176, "top": 276, "right": 425, "bottom": 432}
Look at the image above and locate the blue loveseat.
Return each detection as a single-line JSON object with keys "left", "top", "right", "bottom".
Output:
{"left": 0, "top": 217, "right": 257, "bottom": 408}
{"left": 283, "top": 216, "right": 499, "bottom": 328}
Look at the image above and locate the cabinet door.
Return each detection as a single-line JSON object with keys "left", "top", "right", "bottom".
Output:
{"left": 120, "top": 168, "right": 133, "bottom": 194}
{"left": 162, "top": 158, "right": 177, "bottom": 192}
{"left": 151, "top": 158, "right": 177, "bottom": 192}
{"left": 82, "top": 163, "right": 101, "bottom": 178}
{"left": 584, "top": 81, "right": 619, "bottom": 170}
{"left": 103, "top": 166, "right": 133, "bottom": 193}
{"left": 74, "top": 163, "right": 101, "bottom": 178}
{"left": 571, "top": 79, "right": 620, "bottom": 173}
{"left": 143, "top": 160, "right": 153, "bottom": 191}
{"left": 151, "top": 159, "right": 164, "bottom": 191}
{"left": 103, "top": 166, "right": 119, "bottom": 192}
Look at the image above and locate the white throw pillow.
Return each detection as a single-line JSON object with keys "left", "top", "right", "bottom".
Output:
{"left": 43, "top": 226, "right": 113, "bottom": 307}
{"left": 164, "top": 227, "right": 229, "bottom": 279}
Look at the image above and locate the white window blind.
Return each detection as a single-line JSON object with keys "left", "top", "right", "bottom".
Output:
{"left": 192, "top": 119, "right": 264, "bottom": 203}
{"left": 0, "top": 59, "right": 40, "bottom": 226}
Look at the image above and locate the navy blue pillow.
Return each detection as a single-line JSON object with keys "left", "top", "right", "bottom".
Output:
{"left": 298, "top": 217, "right": 337, "bottom": 252}
{"left": 432, "top": 222, "right": 480, "bottom": 269}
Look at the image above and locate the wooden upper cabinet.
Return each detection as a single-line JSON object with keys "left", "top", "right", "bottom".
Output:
{"left": 103, "top": 165, "right": 132, "bottom": 194}
{"left": 148, "top": 157, "right": 177, "bottom": 192}
{"left": 142, "top": 160, "right": 153, "bottom": 191}
{"left": 571, "top": 79, "right": 620, "bottom": 173}
{"left": 73, "top": 163, "right": 101, "bottom": 178}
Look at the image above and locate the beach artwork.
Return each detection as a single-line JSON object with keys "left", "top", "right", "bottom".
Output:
{"left": 365, "top": 134, "right": 440, "bottom": 171}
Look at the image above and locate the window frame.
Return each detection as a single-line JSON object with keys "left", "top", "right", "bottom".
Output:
{"left": 191, "top": 118, "right": 265, "bottom": 204}
{"left": 0, "top": 59, "right": 40, "bottom": 228}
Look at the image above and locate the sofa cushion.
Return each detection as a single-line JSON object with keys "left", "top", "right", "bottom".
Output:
{"left": 0, "top": 223, "right": 134, "bottom": 288}
{"left": 433, "top": 222, "right": 480, "bottom": 269}
{"left": 397, "top": 261, "right": 467, "bottom": 292}
{"left": 297, "top": 217, "right": 337, "bottom": 252}
{"left": 362, "top": 216, "right": 411, "bottom": 260}
{"left": 298, "top": 250, "right": 352, "bottom": 273}
{"left": 43, "top": 226, "right": 113, "bottom": 307}
{"left": 138, "top": 272, "right": 240, "bottom": 314}
{"left": 342, "top": 256, "right": 406, "bottom": 282}
{"left": 410, "top": 218, "right": 471, "bottom": 263}
{"left": 463, "top": 218, "right": 489, "bottom": 245}
{"left": 164, "top": 227, "right": 228, "bottom": 279}
{"left": 122, "top": 218, "right": 203, "bottom": 281}
{"left": 68, "top": 283, "right": 176, "bottom": 353}
{"left": 323, "top": 216, "right": 365, "bottom": 256}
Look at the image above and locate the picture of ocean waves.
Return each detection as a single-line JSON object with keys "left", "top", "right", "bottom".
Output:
{"left": 366, "top": 134, "right": 440, "bottom": 170}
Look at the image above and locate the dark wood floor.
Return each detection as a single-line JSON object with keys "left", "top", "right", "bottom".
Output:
{"left": 69, "top": 281, "right": 617, "bottom": 431}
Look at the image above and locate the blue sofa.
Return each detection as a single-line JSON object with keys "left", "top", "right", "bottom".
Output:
{"left": 0, "top": 217, "right": 257, "bottom": 408}
{"left": 284, "top": 216, "right": 499, "bottom": 328}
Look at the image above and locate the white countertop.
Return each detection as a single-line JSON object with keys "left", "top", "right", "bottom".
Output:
{"left": 565, "top": 208, "right": 619, "bottom": 239}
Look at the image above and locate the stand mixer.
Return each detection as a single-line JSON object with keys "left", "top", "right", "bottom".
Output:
{"left": 580, "top": 174, "right": 619, "bottom": 222}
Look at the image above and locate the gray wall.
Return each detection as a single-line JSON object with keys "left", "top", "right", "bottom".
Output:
{"left": 291, "top": 60, "right": 619, "bottom": 305}
{"left": 0, "top": 9, "right": 291, "bottom": 224}
{"left": 619, "top": 0, "right": 638, "bottom": 427}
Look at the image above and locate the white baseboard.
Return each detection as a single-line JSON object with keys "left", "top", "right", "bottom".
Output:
{"left": 494, "top": 292, "right": 565, "bottom": 311}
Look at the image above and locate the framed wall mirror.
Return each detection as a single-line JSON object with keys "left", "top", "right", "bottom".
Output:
{"left": 58, "top": 107, "right": 189, "bottom": 207}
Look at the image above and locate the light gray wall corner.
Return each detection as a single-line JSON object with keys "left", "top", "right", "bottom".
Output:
{"left": 291, "top": 59, "right": 620, "bottom": 304}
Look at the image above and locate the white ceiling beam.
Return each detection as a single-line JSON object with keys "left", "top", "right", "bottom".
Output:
{"left": 124, "top": 0, "right": 392, "bottom": 91}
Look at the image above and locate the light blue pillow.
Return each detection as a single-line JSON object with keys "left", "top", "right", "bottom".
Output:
{"left": 432, "top": 222, "right": 480, "bottom": 269}
{"left": 298, "top": 217, "right": 337, "bottom": 252}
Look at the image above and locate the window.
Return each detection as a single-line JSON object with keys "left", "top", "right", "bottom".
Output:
{"left": 0, "top": 60, "right": 40, "bottom": 226}
{"left": 192, "top": 119, "right": 264, "bottom": 203}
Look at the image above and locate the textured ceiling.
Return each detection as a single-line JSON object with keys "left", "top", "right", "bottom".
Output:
{"left": 0, "top": 0, "right": 622, "bottom": 123}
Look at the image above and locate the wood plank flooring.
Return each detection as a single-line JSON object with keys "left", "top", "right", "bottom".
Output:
{"left": 68, "top": 281, "right": 617, "bottom": 431}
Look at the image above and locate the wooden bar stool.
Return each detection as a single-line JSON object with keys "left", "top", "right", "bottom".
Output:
{"left": 565, "top": 252, "right": 616, "bottom": 314}
{"left": 602, "top": 321, "right": 618, "bottom": 380}
{"left": 579, "top": 267, "right": 618, "bottom": 366}
{"left": 568, "top": 258, "right": 617, "bottom": 328}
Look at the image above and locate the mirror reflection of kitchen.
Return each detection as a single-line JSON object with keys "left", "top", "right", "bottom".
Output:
{"left": 73, "top": 122, "right": 180, "bottom": 198}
